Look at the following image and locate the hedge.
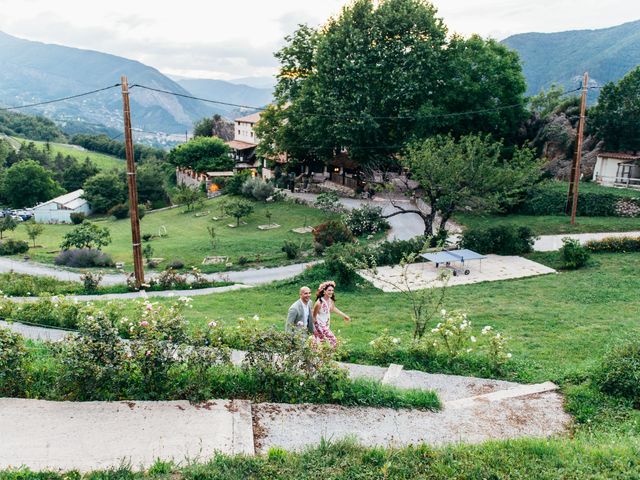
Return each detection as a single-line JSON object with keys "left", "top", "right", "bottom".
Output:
{"left": 512, "top": 184, "right": 640, "bottom": 217}
{"left": 585, "top": 236, "right": 640, "bottom": 253}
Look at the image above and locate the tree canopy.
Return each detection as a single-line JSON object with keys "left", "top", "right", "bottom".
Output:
{"left": 3, "top": 159, "right": 65, "bottom": 208}
{"left": 590, "top": 66, "right": 640, "bottom": 151}
{"left": 389, "top": 134, "right": 541, "bottom": 236}
{"left": 257, "top": 0, "right": 528, "bottom": 170}
{"left": 82, "top": 172, "right": 127, "bottom": 213}
{"left": 167, "top": 136, "right": 233, "bottom": 172}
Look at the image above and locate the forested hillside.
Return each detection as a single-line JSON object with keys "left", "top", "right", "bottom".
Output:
{"left": 503, "top": 20, "right": 640, "bottom": 99}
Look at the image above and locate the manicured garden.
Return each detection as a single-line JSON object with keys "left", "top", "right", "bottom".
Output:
{"left": 6, "top": 196, "right": 330, "bottom": 272}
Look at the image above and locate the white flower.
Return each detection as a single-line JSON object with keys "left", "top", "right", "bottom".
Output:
{"left": 369, "top": 340, "right": 375, "bottom": 346}
{"left": 253, "top": 314, "right": 260, "bottom": 321}
{"left": 392, "top": 338, "right": 399, "bottom": 344}
{"left": 495, "top": 333, "right": 501, "bottom": 339}
{"left": 299, "top": 381, "right": 304, "bottom": 386}
{"left": 440, "top": 309, "right": 447, "bottom": 316}
{"left": 470, "top": 336, "right": 477, "bottom": 343}
{"left": 296, "top": 321, "right": 303, "bottom": 327}
{"left": 208, "top": 321, "right": 218, "bottom": 328}
{"left": 466, "top": 348, "right": 472, "bottom": 353}
{"left": 506, "top": 353, "right": 512, "bottom": 359}
{"left": 481, "top": 326, "right": 492, "bottom": 335}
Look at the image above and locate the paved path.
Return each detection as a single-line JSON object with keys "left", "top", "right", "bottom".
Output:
{"left": 533, "top": 230, "right": 640, "bottom": 252}
{"left": 0, "top": 321, "right": 568, "bottom": 471}
{"left": 0, "top": 256, "right": 316, "bottom": 287}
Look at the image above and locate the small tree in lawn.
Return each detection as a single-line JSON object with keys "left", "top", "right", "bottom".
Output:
{"left": 60, "top": 221, "right": 111, "bottom": 250}
{"left": 207, "top": 226, "right": 217, "bottom": 250}
{"left": 265, "top": 209, "right": 272, "bottom": 226}
{"left": 24, "top": 220, "right": 44, "bottom": 247}
{"left": 226, "top": 199, "right": 254, "bottom": 226}
{"left": 0, "top": 215, "right": 17, "bottom": 239}
{"left": 173, "top": 183, "right": 203, "bottom": 212}
{"left": 387, "top": 134, "right": 541, "bottom": 237}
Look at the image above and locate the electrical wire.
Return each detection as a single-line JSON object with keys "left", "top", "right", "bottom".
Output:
{"left": 0, "top": 84, "right": 122, "bottom": 111}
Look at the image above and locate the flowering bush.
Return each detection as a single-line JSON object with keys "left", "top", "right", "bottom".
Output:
{"left": 7, "top": 296, "right": 83, "bottom": 329}
{"left": 431, "top": 310, "right": 474, "bottom": 358}
{"left": 614, "top": 198, "right": 640, "bottom": 217}
{"left": 342, "top": 204, "right": 389, "bottom": 236}
{"left": 585, "top": 236, "right": 640, "bottom": 253}
{"left": 80, "top": 270, "right": 103, "bottom": 293}
{"left": 312, "top": 220, "right": 354, "bottom": 254}
{"left": 314, "top": 192, "right": 346, "bottom": 214}
{"left": 482, "top": 325, "right": 512, "bottom": 369}
{"left": 368, "top": 329, "right": 401, "bottom": 363}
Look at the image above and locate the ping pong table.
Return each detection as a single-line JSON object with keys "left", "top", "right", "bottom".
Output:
{"left": 419, "top": 249, "right": 487, "bottom": 276}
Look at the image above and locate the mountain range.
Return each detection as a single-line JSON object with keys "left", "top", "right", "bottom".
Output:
{"left": 0, "top": 20, "right": 638, "bottom": 138}
{"left": 502, "top": 19, "right": 640, "bottom": 99}
{"left": 0, "top": 31, "right": 270, "bottom": 136}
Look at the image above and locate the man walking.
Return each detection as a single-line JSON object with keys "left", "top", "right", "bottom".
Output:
{"left": 286, "top": 286, "right": 314, "bottom": 334}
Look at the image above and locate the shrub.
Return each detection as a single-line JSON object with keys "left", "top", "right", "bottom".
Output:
{"left": 153, "top": 269, "right": 187, "bottom": 289}
{"left": 323, "top": 243, "right": 371, "bottom": 286}
{"left": 138, "top": 204, "right": 146, "bottom": 220}
{"left": 461, "top": 225, "right": 536, "bottom": 255}
{"left": 241, "top": 177, "right": 275, "bottom": 202}
{"left": 54, "top": 248, "right": 114, "bottom": 268}
{"left": 511, "top": 182, "right": 640, "bottom": 217}
{"left": 238, "top": 255, "right": 249, "bottom": 265}
{"left": 596, "top": 340, "right": 640, "bottom": 404}
{"left": 314, "top": 192, "right": 345, "bottom": 214}
{"left": 109, "top": 203, "right": 129, "bottom": 219}
{"left": 166, "top": 259, "right": 185, "bottom": 270}
{"left": 0, "top": 239, "right": 29, "bottom": 255}
{"left": 55, "top": 305, "right": 127, "bottom": 400}
{"left": 559, "top": 238, "right": 590, "bottom": 269}
{"left": 312, "top": 220, "right": 354, "bottom": 254}
{"left": 70, "top": 212, "right": 86, "bottom": 224}
{"left": 343, "top": 204, "right": 389, "bottom": 236}
{"left": 0, "top": 326, "right": 28, "bottom": 396}
{"left": 585, "top": 236, "right": 640, "bottom": 253}
{"left": 374, "top": 237, "right": 425, "bottom": 266}
{"left": 225, "top": 171, "right": 251, "bottom": 195}
{"left": 142, "top": 233, "right": 153, "bottom": 242}
{"left": 281, "top": 240, "right": 300, "bottom": 260}
{"left": 8, "top": 296, "right": 83, "bottom": 329}
{"left": 80, "top": 271, "right": 103, "bottom": 293}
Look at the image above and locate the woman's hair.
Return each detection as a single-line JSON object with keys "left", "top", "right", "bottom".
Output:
{"left": 315, "top": 280, "right": 336, "bottom": 301}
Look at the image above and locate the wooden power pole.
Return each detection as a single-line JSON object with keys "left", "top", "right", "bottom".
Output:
{"left": 121, "top": 76, "right": 145, "bottom": 288}
{"left": 566, "top": 72, "right": 589, "bottom": 225}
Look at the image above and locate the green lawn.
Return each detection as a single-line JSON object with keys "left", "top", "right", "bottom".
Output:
{"left": 150, "top": 252, "right": 640, "bottom": 382}
{"left": 10, "top": 196, "right": 329, "bottom": 272}
{"left": 544, "top": 180, "right": 640, "bottom": 198}
{"left": 455, "top": 213, "right": 640, "bottom": 235}
{"left": 12, "top": 137, "right": 125, "bottom": 171}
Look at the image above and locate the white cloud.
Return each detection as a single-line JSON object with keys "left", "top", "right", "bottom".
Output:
{"left": 0, "top": 0, "right": 638, "bottom": 79}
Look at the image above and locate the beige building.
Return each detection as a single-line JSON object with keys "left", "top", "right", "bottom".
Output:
{"left": 592, "top": 152, "right": 640, "bottom": 189}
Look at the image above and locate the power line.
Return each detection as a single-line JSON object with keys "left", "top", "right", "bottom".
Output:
{"left": 129, "top": 84, "right": 266, "bottom": 111}
{"left": 0, "top": 84, "right": 122, "bottom": 111}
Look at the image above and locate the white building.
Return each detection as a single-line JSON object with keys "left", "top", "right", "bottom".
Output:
{"left": 592, "top": 152, "right": 640, "bottom": 189}
{"left": 33, "top": 189, "right": 91, "bottom": 223}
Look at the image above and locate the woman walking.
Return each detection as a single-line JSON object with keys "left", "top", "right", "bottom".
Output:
{"left": 312, "top": 281, "right": 350, "bottom": 347}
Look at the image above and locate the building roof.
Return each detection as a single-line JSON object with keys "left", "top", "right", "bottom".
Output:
{"left": 35, "top": 189, "right": 87, "bottom": 209}
{"left": 205, "top": 171, "right": 235, "bottom": 177}
{"left": 598, "top": 152, "right": 640, "bottom": 161}
{"left": 234, "top": 112, "right": 262, "bottom": 123}
{"left": 227, "top": 139, "right": 258, "bottom": 150}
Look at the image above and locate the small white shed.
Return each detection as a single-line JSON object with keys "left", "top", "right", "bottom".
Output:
{"left": 33, "top": 189, "right": 91, "bottom": 224}
{"left": 592, "top": 152, "right": 640, "bottom": 188}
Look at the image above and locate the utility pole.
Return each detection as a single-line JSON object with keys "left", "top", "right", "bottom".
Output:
{"left": 121, "top": 75, "right": 145, "bottom": 288}
{"left": 566, "top": 72, "right": 589, "bottom": 225}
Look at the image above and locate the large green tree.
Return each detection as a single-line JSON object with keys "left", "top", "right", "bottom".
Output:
{"left": 168, "top": 137, "right": 233, "bottom": 173}
{"left": 3, "top": 160, "right": 65, "bottom": 208}
{"left": 82, "top": 172, "right": 127, "bottom": 213}
{"left": 257, "top": 0, "right": 528, "bottom": 170}
{"left": 590, "top": 66, "right": 640, "bottom": 151}
{"left": 388, "top": 134, "right": 541, "bottom": 236}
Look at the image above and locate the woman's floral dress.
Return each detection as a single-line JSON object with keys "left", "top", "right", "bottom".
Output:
{"left": 313, "top": 298, "right": 337, "bottom": 347}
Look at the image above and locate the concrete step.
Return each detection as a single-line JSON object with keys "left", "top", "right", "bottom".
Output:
{"left": 0, "top": 398, "right": 254, "bottom": 472}
{"left": 445, "top": 381, "right": 559, "bottom": 409}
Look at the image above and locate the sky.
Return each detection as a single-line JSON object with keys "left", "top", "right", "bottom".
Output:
{"left": 0, "top": 0, "right": 639, "bottom": 83}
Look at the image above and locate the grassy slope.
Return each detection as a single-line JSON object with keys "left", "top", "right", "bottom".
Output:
{"left": 145, "top": 252, "right": 640, "bottom": 382}
{"left": 13, "top": 137, "right": 125, "bottom": 171}
{"left": 9, "top": 196, "right": 328, "bottom": 272}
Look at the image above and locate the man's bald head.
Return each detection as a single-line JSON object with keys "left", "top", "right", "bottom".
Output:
{"left": 299, "top": 286, "right": 311, "bottom": 303}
